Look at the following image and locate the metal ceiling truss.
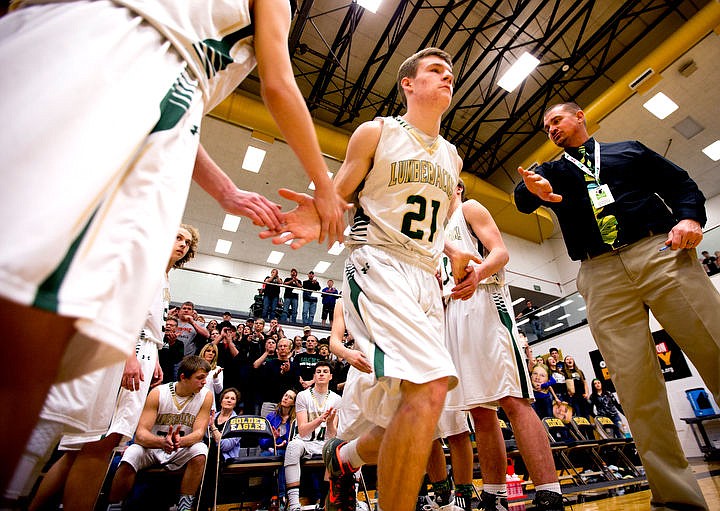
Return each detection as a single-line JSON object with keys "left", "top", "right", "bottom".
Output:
{"left": 279, "top": 0, "right": 705, "bottom": 178}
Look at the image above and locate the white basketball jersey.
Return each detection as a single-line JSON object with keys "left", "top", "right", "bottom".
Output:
{"left": 295, "top": 387, "right": 341, "bottom": 442}
{"left": 346, "top": 116, "right": 460, "bottom": 273}
{"left": 152, "top": 382, "right": 209, "bottom": 438}
{"left": 440, "top": 202, "right": 503, "bottom": 298}
{"left": 109, "top": 0, "right": 259, "bottom": 112}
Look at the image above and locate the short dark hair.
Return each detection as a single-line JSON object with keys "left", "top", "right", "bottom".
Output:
{"left": 314, "top": 360, "right": 333, "bottom": 372}
{"left": 178, "top": 355, "right": 211, "bottom": 380}
{"left": 397, "top": 47, "right": 453, "bottom": 107}
{"left": 549, "top": 347, "right": 559, "bottom": 353}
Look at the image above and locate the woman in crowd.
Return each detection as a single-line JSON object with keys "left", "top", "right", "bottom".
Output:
{"left": 264, "top": 389, "right": 297, "bottom": 504}
{"left": 547, "top": 356, "right": 569, "bottom": 404}
{"left": 590, "top": 379, "right": 625, "bottom": 433}
{"left": 206, "top": 319, "right": 219, "bottom": 334}
{"left": 290, "top": 336, "right": 305, "bottom": 360}
{"left": 562, "top": 355, "right": 591, "bottom": 418}
{"left": 200, "top": 343, "right": 224, "bottom": 410}
{"left": 530, "top": 364, "right": 554, "bottom": 419}
{"left": 208, "top": 388, "right": 243, "bottom": 460}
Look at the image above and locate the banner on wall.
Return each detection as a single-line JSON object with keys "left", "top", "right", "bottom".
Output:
{"left": 589, "top": 350, "right": 615, "bottom": 392}
{"left": 652, "top": 329, "right": 692, "bottom": 381}
{"left": 589, "top": 330, "right": 691, "bottom": 388}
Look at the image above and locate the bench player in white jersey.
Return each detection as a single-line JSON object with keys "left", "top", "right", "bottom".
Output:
{"left": 6, "top": 226, "right": 199, "bottom": 511}
{"left": 0, "top": 0, "right": 347, "bottom": 488}
{"left": 264, "top": 48, "right": 480, "bottom": 511}
{"left": 105, "top": 355, "right": 213, "bottom": 511}
{"left": 284, "top": 361, "right": 342, "bottom": 511}
{"left": 440, "top": 180, "right": 563, "bottom": 511}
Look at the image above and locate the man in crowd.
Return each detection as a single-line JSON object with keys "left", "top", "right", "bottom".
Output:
{"left": 321, "top": 280, "right": 340, "bottom": 328}
{"left": 171, "top": 301, "right": 209, "bottom": 365}
{"left": 515, "top": 101, "right": 720, "bottom": 511}
{"left": 294, "top": 335, "right": 323, "bottom": 391}
{"left": 284, "top": 362, "right": 342, "bottom": 511}
{"left": 159, "top": 317, "right": 185, "bottom": 384}
{"left": 282, "top": 268, "right": 304, "bottom": 324}
{"left": 302, "top": 271, "right": 322, "bottom": 326}
{"left": 217, "top": 312, "right": 235, "bottom": 333}
{"left": 105, "top": 356, "right": 213, "bottom": 511}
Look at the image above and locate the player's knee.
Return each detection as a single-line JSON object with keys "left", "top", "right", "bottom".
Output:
{"left": 400, "top": 378, "right": 447, "bottom": 416}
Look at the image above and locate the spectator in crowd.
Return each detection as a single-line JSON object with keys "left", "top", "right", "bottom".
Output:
{"left": 217, "top": 312, "right": 235, "bottom": 333}
{"left": 302, "top": 271, "right": 321, "bottom": 326}
{"left": 220, "top": 325, "right": 260, "bottom": 416}
{"left": 548, "top": 347, "right": 564, "bottom": 371}
{"left": 546, "top": 356, "right": 568, "bottom": 404}
{"left": 590, "top": 379, "right": 625, "bottom": 433}
{"left": 206, "top": 319, "right": 219, "bottom": 334}
{"left": 321, "top": 280, "right": 340, "bottom": 328}
{"left": 159, "top": 317, "right": 185, "bottom": 384}
{"left": 251, "top": 318, "right": 267, "bottom": 344}
{"left": 208, "top": 328, "right": 222, "bottom": 345}
{"left": 284, "top": 362, "right": 341, "bottom": 511}
{"left": 263, "top": 268, "right": 283, "bottom": 320}
{"left": 260, "top": 339, "right": 298, "bottom": 408}
{"left": 282, "top": 269, "right": 304, "bottom": 325}
{"left": 169, "top": 301, "right": 209, "bottom": 374}
{"left": 268, "top": 318, "right": 286, "bottom": 339}
{"left": 294, "top": 335, "right": 323, "bottom": 391}
{"left": 199, "top": 343, "right": 224, "bottom": 411}
{"left": 562, "top": 355, "right": 590, "bottom": 418}
{"left": 530, "top": 364, "right": 554, "bottom": 420}
{"left": 200, "top": 387, "right": 243, "bottom": 511}
{"left": 265, "top": 389, "right": 297, "bottom": 504}
{"left": 208, "top": 388, "right": 243, "bottom": 461}
{"left": 105, "top": 356, "right": 213, "bottom": 511}
{"left": 700, "top": 251, "right": 719, "bottom": 276}
{"left": 291, "top": 336, "right": 305, "bottom": 360}
{"left": 517, "top": 300, "right": 543, "bottom": 339}
{"left": 254, "top": 338, "right": 279, "bottom": 369}
{"left": 302, "top": 326, "right": 313, "bottom": 344}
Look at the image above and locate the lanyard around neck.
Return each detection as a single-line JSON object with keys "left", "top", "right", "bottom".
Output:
{"left": 564, "top": 140, "right": 601, "bottom": 183}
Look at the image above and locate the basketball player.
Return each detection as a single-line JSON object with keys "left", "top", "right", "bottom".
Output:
{"left": 10, "top": 226, "right": 198, "bottom": 511}
{"left": 266, "top": 48, "right": 480, "bottom": 511}
{"left": 284, "top": 361, "right": 342, "bottom": 511}
{"left": 440, "top": 180, "right": 563, "bottom": 511}
{"left": 105, "top": 355, "right": 213, "bottom": 511}
{"left": 0, "top": 0, "right": 348, "bottom": 490}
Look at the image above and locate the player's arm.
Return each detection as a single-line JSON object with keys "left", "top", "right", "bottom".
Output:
{"left": 133, "top": 388, "right": 164, "bottom": 449}
{"left": 260, "top": 120, "right": 381, "bottom": 248}
{"left": 328, "top": 301, "right": 371, "bottom": 373}
{"left": 193, "top": 144, "right": 283, "bottom": 229}
{"left": 179, "top": 391, "right": 213, "bottom": 448}
{"left": 253, "top": 0, "right": 347, "bottom": 245}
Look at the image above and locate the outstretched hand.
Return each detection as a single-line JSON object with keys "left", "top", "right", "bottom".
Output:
{"left": 517, "top": 166, "right": 562, "bottom": 203}
{"left": 221, "top": 188, "right": 284, "bottom": 230}
{"left": 312, "top": 184, "right": 350, "bottom": 248}
{"left": 260, "top": 189, "right": 321, "bottom": 248}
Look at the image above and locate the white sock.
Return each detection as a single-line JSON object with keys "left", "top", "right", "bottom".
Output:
{"left": 483, "top": 483, "right": 507, "bottom": 496}
{"left": 4, "top": 419, "right": 63, "bottom": 499}
{"left": 338, "top": 439, "right": 365, "bottom": 470}
{"left": 535, "top": 482, "right": 562, "bottom": 495}
{"left": 287, "top": 488, "right": 300, "bottom": 510}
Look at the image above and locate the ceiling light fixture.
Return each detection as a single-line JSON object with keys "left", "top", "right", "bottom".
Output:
{"left": 642, "top": 92, "right": 679, "bottom": 120}
{"left": 267, "top": 251, "right": 284, "bottom": 264}
{"left": 497, "top": 52, "right": 540, "bottom": 92}
{"left": 242, "top": 146, "right": 266, "bottom": 173}
{"left": 702, "top": 140, "right": 720, "bottom": 161}
{"left": 313, "top": 261, "right": 331, "bottom": 274}
{"left": 222, "top": 214, "right": 241, "bottom": 232}
{"left": 328, "top": 242, "right": 345, "bottom": 256}
{"left": 215, "top": 239, "right": 232, "bottom": 255}
{"left": 357, "top": 0, "right": 381, "bottom": 13}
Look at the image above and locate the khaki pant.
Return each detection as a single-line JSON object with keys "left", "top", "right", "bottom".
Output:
{"left": 577, "top": 234, "right": 720, "bottom": 511}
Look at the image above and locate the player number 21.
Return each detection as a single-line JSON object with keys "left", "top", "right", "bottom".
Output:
{"left": 401, "top": 195, "right": 440, "bottom": 242}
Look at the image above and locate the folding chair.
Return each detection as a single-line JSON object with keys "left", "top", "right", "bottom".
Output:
{"left": 541, "top": 417, "right": 612, "bottom": 485}
{"left": 592, "top": 416, "right": 642, "bottom": 477}
{"left": 218, "top": 415, "right": 283, "bottom": 510}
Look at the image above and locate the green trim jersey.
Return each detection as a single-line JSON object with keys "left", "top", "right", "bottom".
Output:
{"left": 294, "top": 387, "right": 341, "bottom": 443}
{"left": 346, "top": 116, "right": 460, "bottom": 274}
{"left": 108, "top": 0, "right": 258, "bottom": 112}
{"left": 152, "top": 383, "right": 209, "bottom": 438}
{"left": 440, "top": 202, "right": 503, "bottom": 298}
